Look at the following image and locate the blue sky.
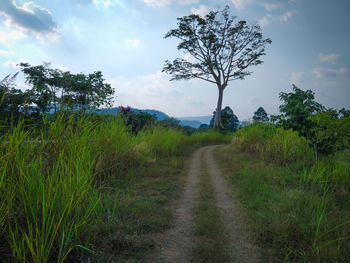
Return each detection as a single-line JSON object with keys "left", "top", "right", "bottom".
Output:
{"left": 0, "top": 0, "right": 349, "bottom": 119}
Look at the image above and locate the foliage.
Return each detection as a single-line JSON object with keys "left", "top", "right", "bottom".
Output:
{"left": 271, "top": 84, "right": 324, "bottom": 137}
{"left": 216, "top": 146, "right": 350, "bottom": 263}
{"left": 252, "top": 106, "right": 268, "bottom": 122}
{"left": 234, "top": 122, "right": 313, "bottom": 167}
{"left": 0, "top": 113, "right": 231, "bottom": 262}
{"left": 163, "top": 5, "right": 271, "bottom": 126}
{"left": 19, "top": 63, "right": 114, "bottom": 114}
{"left": 308, "top": 109, "right": 350, "bottom": 155}
{"left": 210, "top": 106, "right": 239, "bottom": 132}
{"left": 0, "top": 73, "right": 32, "bottom": 124}
{"left": 118, "top": 106, "right": 157, "bottom": 134}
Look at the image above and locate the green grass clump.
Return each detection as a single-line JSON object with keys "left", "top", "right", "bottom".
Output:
{"left": 187, "top": 129, "right": 233, "bottom": 146}
{"left": 137, "top": 126, "right": 185, "bottom": 157}
{"left": 1, "top": 117, "right": 100, "bottom": 262}
{"left": 234, "top": 122, "right": 313, "bottom": 167}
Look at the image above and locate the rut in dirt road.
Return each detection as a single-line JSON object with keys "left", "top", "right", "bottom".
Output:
{"left": 159, "top": 147, "right": 204, "bottom": 262}
{"left": 159, "top": 145, "right": 260, "bottom": 263}
{"left": 206, "top": 146, "right": 261, "bottom": 263}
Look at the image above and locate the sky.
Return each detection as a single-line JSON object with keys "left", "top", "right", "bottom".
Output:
{"left": 0, "top": 0, "right": 349, "bottom": 120}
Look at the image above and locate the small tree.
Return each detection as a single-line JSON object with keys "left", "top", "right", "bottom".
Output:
{"left": 271, "top": 84, "right": 325, "bottom": 137}
{"left": 20, "top": 63, "right": 63, "bottom": 114}
{"left": 0, "top": 73, "right": 31, "bottom": 123}
{"left": 210, "top": 106, "right": 239, "bottom": 132}
{"left": 253, "top": 106, "right": 268, "bottom": 122}
{"left": 163, "top": 6, "right": 271, "bottom": 127}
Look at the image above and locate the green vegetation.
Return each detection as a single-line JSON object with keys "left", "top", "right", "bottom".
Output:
{"left": 163, "top": 5, "right": 271, "bottom": 127}
{"left": 210, "top": 106, "right": 239, "bottom": 132}
{"left": 0, "top": 113, "right": 231, "bottom": 262}
{"left": 253, "top": 106, "right": 269, "bottom": 122}
{"left": 192, "top": 160, "right": 230, "bottom": 263}
{"left": 216, "top": 122, "right": 350, "bottom": 262}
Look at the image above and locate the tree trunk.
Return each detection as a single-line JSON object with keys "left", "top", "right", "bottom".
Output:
{"left": 213, "top": 87, "right": 224, "bottom": 127}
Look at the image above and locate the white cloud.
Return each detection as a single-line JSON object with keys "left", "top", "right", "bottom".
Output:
{"left": 0, "top": 49, "right": 15, "bottom": 56}
{"left": 278, "top": 10, "right": 294, "bottom": 22}
{"left": 109, "top": 71, "right": 207, "bottom": 116}
{"left": 3, "top": 58, "right": 30, "bottom": 68}
{"left": 143, "top": 0, "right": 171, "bottom": 8}
{"left": 263, "top": 3, "right": 283, "bottom": 11}
{"left": 258, "top": 14, "right": 271, "bottom": 27}
{"left": 125, "top": 37, "right": 140, "bottom": 47}
{"left": 313, "top": 67, "right": 347, "bottom": 78}
{"left": 183, "top": 54, "right": 196, "bottom": 63}
{"left": 191, "top": 5, "right": 212, "bottom": 17}
{"left": 0, "top": 0, "right": 58, "bottom": 35}
{"left": 0, "top": 29, "right": 26, "bottom": 43}
{"left": 93, "top": 0, "right": 122, "bottom": 8}
{"left": 143, "top": 0, "right": 198, "bottom": 7}
{"left": 291, "top": 72, "right": 303, "bottom": 84}
{"left": 318, "top": 53, "right": 340, "bottom": 64}
{"left": 231, "top": 0, "right": 253, "bottom": 10}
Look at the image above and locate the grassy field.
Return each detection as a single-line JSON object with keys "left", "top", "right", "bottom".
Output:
{"left": 215, "top": 123, "right": 350, "bottom": 262}
{"left": 0, "top": 114, "right": 232, "bottom": 263}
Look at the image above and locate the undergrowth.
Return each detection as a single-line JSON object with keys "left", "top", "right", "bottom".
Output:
{"left": 0, "top": 113, "right": 232, "bottom": 262}
{"left": 216, "top": 122, "right": 350, "bottom": 262}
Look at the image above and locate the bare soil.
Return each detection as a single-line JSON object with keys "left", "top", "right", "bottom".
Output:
{"left": 157, "top": 145, "right": 260, "bottom": 262}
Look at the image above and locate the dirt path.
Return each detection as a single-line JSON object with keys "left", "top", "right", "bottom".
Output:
{"left": 158, "top": 145, "right": 260, "bottom": 262}
{"left": 206, "top": 146, "right": 261, "bottom": 263}
{"left": 159, "top": 147, "right": 204, "bottom": 262}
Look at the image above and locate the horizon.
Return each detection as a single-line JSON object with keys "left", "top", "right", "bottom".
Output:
{"left": 1, "top": 0, "right": 349, "bottom": 120}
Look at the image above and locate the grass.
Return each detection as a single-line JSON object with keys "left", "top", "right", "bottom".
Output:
{"left": 192, "top": 154, "right": 231, "bottom": 263}
{"left": 0, "top": 113, "right": 232, "bottom": 262}
{"left": 215, "top": 132, "right": 350, "bottom": 262}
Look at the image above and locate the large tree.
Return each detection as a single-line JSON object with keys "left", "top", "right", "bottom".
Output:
{"left": 163, "top": 6, "right": 271, "bottom": 127}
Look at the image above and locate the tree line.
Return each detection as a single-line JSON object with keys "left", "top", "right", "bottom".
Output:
{"left": 0, "top": 63, "right": 114, "bottom": 125}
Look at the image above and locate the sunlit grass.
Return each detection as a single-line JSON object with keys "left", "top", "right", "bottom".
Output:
{"left": 0, "top": 113, "right": 231, "bottom": 262}
{"left": 216, "top": 123, "right": 350, "bottom": 262}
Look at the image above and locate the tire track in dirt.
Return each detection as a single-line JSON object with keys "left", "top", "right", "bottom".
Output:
{"left": 205, "top": 145, "right": 261, "bottom": 263}
{"left": 157, "top": 145, "right": 260, "bottom": 262}
{"left": 159, "top": 147, "right": 204, "bottom": 262}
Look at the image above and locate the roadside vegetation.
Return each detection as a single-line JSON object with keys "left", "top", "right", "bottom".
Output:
{"left": 215, "top": 86, "right": 350, "bottom": 262}
{"left": 0, "top": 112, "right": 232, "bottom": 262}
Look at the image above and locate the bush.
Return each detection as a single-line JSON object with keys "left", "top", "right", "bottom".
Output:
{"left": 234, "top": 122, "right": 313, "bottom": 167}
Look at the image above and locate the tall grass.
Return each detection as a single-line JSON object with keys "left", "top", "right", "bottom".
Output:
{"left": 234, "top": 122, "right": 313, "bottom": 167}
{"left": 0, "top": 113, "right": 231, "bottom": 262}
{"left": 227, "top": 122, "right": 350, "bottom": 262}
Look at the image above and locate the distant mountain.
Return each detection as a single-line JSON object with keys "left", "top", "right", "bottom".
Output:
{"left": 179, "top": 120, "right": 202, "bottom": 128}
{"left": 96, "top": 107, "right": 170, "bottom": 121}
{"left": 178, "top": 115, "right": 212, "bottom": 125}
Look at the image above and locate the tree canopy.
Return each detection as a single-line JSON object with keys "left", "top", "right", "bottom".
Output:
{"left": 163, "top": 6, "right": 271, "bottom": 127}
{"left": 20, "top": 63, "right": 114, "bottom": 114}
{"left": 253, "top": 106, "right": 268, "bottom": 122}
{"left": 210, "top": 106, "right": 239, "bottom": 132}
{"left": 271, "top": 84, "right": 324, "bottom": 137}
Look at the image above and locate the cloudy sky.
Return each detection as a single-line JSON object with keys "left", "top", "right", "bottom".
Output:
{"left": 0, "top": 0, "right": 349, "bottom": 119}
